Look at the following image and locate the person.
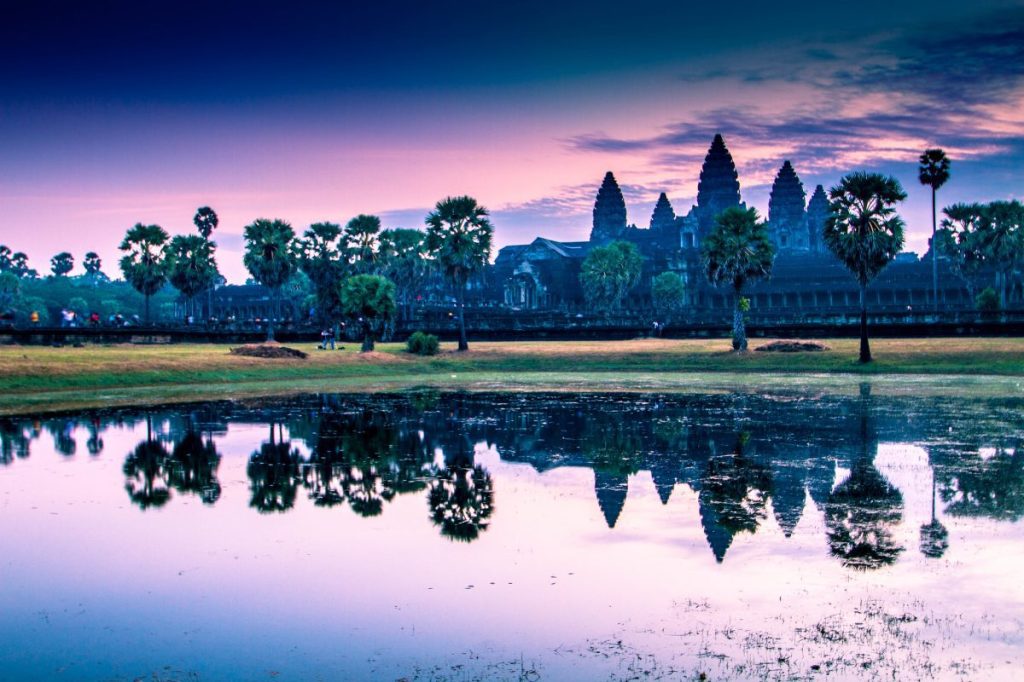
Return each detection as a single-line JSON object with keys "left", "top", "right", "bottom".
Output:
{"left": 326, "top": 326, "right": 336, "bottom": 350}
{"left": 30, "top": 310, "right": 40, "bottom": 326}
{"left": 319, "top": 329, "right": 330, "bottom": 350}
{"left": 89, "top": 311, "right": 101, "bottom": 327}
{"left": 60, "top": 308, "right": 74, "bottom": 328}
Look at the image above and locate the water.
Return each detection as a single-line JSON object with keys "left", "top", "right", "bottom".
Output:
{"left": 1, "top": 389, "right": 1023, "bottom": 680}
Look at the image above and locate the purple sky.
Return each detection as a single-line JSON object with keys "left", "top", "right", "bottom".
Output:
{"left": 2, "top": 0, "right": 1022, "bottom": 283}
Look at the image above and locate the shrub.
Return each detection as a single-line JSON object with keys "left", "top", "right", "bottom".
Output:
{"left": 976, "top": 287, "right": 1000, "bottom": 313}
{"left": 406, "top": 331, "right": 440, "bottom": 355}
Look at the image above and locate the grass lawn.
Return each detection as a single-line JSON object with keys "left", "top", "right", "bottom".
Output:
{"left": 1, "top": 337, "right": 1023, "bottom": 414}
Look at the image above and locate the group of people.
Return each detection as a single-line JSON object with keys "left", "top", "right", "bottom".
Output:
{"left": 56, "top": 309, "right": 140, "bottom": 328}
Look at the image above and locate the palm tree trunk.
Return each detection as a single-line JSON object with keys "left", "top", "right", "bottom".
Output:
{"left": 859, "top": 282, "right": 871, "bottom": 363}
{"left": 362, "top": 323, "right": 374, "bottom": 352}
{"left": 456, "top": 279, "right": 468, "bottom": 352}
{"left": 931, "top": 188, "right": 939, "bottom": 311}
{"left": 732, "top": 285, "right": 746, "bottom": 351}
{"left": 145, "top": 293, "right": 151, "bottom": 325}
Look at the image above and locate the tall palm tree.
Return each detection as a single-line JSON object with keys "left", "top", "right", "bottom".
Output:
{"left": 823, "top": 173, "right": 906, "bottom": 363}
{"left": 299, "top": 221, "right": 346, "bottom": 326}
{"left": 918, "top": 149, "right": 951, "bottom": 310}
{"left": 119, "top": 223, "right": 170, "bottom": 323}
{"left": 193, "top": 206, "right": 219, "bottom": 319}
{"left": 425, "top": 196, "right": 493, "bottom": 351}
{"left": 166, "top": 235, "right": 218, "bottom": 321}
{"left": 702, "top": 206, "right": 774, "bottom": 351}
{"left": 344, "top": 214, "right": 381, "bottom": 273}
{"left": 242, "top": 218, "right": 297, "bottom": 341}
{"left": 977, "top": 200, "right": 1024, "bottom": 308}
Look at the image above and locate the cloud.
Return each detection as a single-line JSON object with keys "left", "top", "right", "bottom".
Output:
{"left": 568, "top": 9, "right": 1024, "bottom": 188}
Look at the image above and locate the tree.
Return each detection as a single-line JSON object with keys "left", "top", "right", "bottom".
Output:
{"left": 425, "top": 196, "right": 494, "bottom": 351}
{"left": 652, "top": 271, "right": 685, "bottom": 317}
{"left": 918, "top": 149, "right": 951, "bottom": 309}
{"left": 50, "top": 252, "right": 74, "bottom": 278}
{"left": 823, "top": 173, "right": 906, "bottom": 363}
{"left": 193, "top": 206, "right": 220, "bottom": 318}
{"left": 0, "top": 272, "right": 20, "bottom": 313}
{"left": 167, "top": 235, "right": 218, "bottom": 319}
{"left": 345, "top": 214, "right": 381, "bottom": 273}
{"left": 193, "top": 206, "right": 219, "bottom": 240}
{"left": 378, "top": 228, "right": 429, "bottom": 319}
{"left": 702, "top": 207, "right": 774, "bottom": 351}
{"left": 339, "top": 274, "right": 397, "bottom": 352}
{"left": 579, "top": 240, "right": 642, "bottom": 312}
{"left": 298, "top": 221, "right": 346, "bottom": 325}
{"left": 936, "top": 202, "right": 985, "bottom": 300}
{"left": 977, "top": 200, "right": 1024, "bottom": 308}
{"left": 10, "top": 252, "right": 36, "bottom": 279}
{"left": 119, "top": 223, "right": 170, "bottom": 323}
{"left": 83, "top": 251, "right": 107, "bottom": 284}
{"left": 242, "top": 218, "right": 297, "bottom": 341}
{"left": 0, "top": 245, "right": 11, "bottom": 273}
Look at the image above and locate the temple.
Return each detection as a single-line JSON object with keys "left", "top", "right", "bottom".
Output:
{"left": 489, "top": 134, "right": 971, "bottom": 313}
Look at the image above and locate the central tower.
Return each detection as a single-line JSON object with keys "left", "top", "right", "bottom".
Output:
{"left": 696, "top": 134, "right": 742, "bottom": 237}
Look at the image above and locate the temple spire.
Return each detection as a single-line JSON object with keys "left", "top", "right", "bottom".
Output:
{"left": 590, "top": 171, "right": 628, "bottom": 243}
{"left": 649, "top": 192, "right": 675, "bottom": 233}
{"left": 768, "top": 160, "right": 808, "bottom": 251}
{"left": 696, "top": 134, "right": 742, "bottom": 236}
{"left": 806, "top": 184, "right": 830, "bottom": 254}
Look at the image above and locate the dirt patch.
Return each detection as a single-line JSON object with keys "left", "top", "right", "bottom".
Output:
{"left": 230, "top": 344, "right": 308, "bottom": 359}
{"left": 755, "top": 340, "right": 831, "bottom": 353}
{"left": 354, "top": 351, "right": 404, "bottom": 362}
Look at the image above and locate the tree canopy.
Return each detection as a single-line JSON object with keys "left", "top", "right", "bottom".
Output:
{"left": 580, "top": 240, "right": 642, "bottom": 311}
{"left": 119, "top": 223, "right": 170, "bottom": 321}
{"left": 338, "top": 273, "right": 397, "bottom": 352}
{"left": 193, "top": 206, "right": 219, "bottom": 240}
{"left": 167, "top": 235, "right": 219, "bottom": 306}
{"left": 50, "top": 252, "right": 74, "bottom": 278}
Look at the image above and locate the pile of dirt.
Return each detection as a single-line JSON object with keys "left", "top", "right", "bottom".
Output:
{"left": 230, "top": 344, "right": 308, "bottom": 359}
{"left": 755, "top": 340, "right": 831, "bottom": 353}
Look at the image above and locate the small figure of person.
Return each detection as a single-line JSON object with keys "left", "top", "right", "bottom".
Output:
{"left": 89, "top": 311, "right": 101, "bottom": 327}
{"left": 319, "top": 328, "right": 330, "bottom": 350}
{"left": 60, "top": 308, "right": 74, "bottom": 328}
{"left": 30, "top": 310, "right": 40, "bottom": 326}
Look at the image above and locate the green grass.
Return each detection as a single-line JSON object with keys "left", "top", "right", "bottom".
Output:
{"left": 1, "top": 337, "right": 1022, "bottom": 414}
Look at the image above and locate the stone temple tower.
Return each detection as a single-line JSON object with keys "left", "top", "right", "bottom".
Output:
{"left": 590, "top": 171, "right": 628, "bottom": 243}
{"left": 767, "top": 160, "right": 808, "bottom": 251}
{"left": 806, "top": 184, "right": 830, "bottom": 254}
{"left": 696, "top": 134, "right": 742, "bottom": 237}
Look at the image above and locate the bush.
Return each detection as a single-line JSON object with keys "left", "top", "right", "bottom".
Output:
{"left": 406, "top": 331, "right": 440, "bottom": 355}
{"left": 976, "top": 287, "right": 1000, "bottom": 313}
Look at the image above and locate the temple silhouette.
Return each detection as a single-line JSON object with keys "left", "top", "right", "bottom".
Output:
{"left": 490, "top": 134, "right": 967, "bottom": 312}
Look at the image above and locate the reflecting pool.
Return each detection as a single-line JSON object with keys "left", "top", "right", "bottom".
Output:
{"left": 2, "top": 388, "right": 1023, "bottom": 680}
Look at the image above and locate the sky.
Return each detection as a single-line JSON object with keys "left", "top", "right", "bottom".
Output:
{"left": 2, "top": 0, "right": 1023, "bottom": 283}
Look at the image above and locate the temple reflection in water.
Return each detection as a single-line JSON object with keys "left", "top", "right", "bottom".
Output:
{"left": 2, "top": 389, "right": 1021, "bottom": 568}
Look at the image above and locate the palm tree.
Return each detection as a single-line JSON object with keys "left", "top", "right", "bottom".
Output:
{"left": 702, "top": 206, "right": 774, "bottom": 351}
{"left": 377, "top": 228, "right": 429, "bottom": 320}
{"left": 242, "top": 218, "right": 297, "bottom": 341}
{"left": 823, "top": 173, "right": 906, "bottom": 363}
{"left": 193, "top": 206, "right": 219, "bottom": 240}
{"left": 918, "top": 149, "right": 951, "bottom": 309}
{"left": 299, "top": 221, "right": 346, "bottom": 326}
{"left": 338, "top": 274, "right": 397, "bottom": 352}
{"left": 166, "top": 235, "right": 218, "bottom": 321}
{"left": 937, "top": 203, "right": 985, "bottom": 300}
{"left": 425, "top": 196, "right": 494, "bottom": 351}
{"left": 344, "top": 214, "right": 381, "bottom": 273}
{"left": 977, "top": 200, "right": 1024, "bottom": 308}
{"left": 193, "top": 206, "right": 219, "bottom": 319}
{"left": 119, "top": 223, "right": 170, "bottom": 323}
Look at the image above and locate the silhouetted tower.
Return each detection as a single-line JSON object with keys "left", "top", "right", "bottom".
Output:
{"left": 806, "top": 184, "right": 830, "bottom": 254}
{"left": 696, "top": 134, "right": 742, "bottom": 237}
{"left": 649, "top": 192, "right": 676, "bottom": 233}
{"left": 590, "top": 172, "right": 628, "bottom": 243}
{"left": 768, "top": 160, "right": 808, "bottom": 251}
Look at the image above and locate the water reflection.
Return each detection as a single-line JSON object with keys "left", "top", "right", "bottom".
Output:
{"left": 3, "top": 390, "right": 1023, "bottom": 566}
